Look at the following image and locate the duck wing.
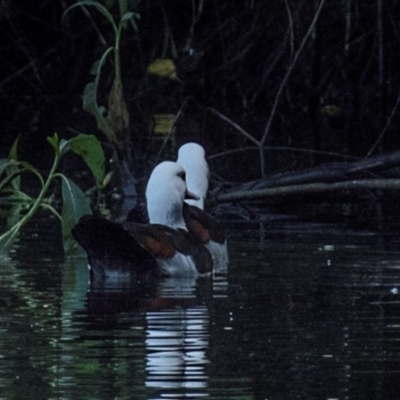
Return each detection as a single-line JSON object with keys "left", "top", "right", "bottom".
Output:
{"left": 123, "top": 222, "right": 213, "bottom": 275}
{"left": 123, "top": 222, "right": 175, "bottom": 258}
{"left": 182, "top": 203, "right": 226, "bottom": 244}
{"left": 72, "top": 215, "right": 158, "bottom": 277}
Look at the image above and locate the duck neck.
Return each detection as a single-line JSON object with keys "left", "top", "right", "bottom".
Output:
{"left": 147, "top": 199, "right": 186, "bottom": 230}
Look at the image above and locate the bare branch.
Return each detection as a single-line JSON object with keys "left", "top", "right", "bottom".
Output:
{"left": 216, "top": 179, "right": 400, "bottom": 203}
{"left": 284, "top": 0, "right": 294, "bottom": 61}
{"left": 261, "top": 0, "right": 327, "bottom": 144}
{"left": 208, "top": 107, "right": 260, "bottom": 146}
{"left": 208, "top": 146, "right": 360, "bottom": 161}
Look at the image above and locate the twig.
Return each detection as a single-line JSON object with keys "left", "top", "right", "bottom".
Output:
{"left": 208, "top": 146, "right": 360, "bottom": 161}
{"left": 154, "top": 99, "right": 189, "bottom": 164}
{"left": 261, "top": 0, "right": 327, "bottom": 144}
{"left": 80, "top": 5, "right": 107, "bottom": 48}
{"left": 344, "top": 0, "right": 351, "bottom": 54}
{"left": 209, "top": 1, "right": 327, "bottom": 178}
{"left": 284, "top": 0, "right": 294, "bottom": 61}
{"left": 208, "top": 107, "right": 259, "bottom": 146}
{"left": 366, "top": 91, "right": 400, "bottom": 158}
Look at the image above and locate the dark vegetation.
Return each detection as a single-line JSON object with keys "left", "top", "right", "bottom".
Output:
{"left": 1, "top": 0, "right": 400, "bottom": 228}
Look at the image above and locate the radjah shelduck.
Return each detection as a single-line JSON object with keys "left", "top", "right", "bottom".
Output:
{"left": 177, "top": 142, "right": 229, "bottom": 273}
{"left": 73, "top": 161, "right": 215, "bottom": 280}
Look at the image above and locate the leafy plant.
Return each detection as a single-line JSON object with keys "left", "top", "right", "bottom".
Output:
{"left": 62, "top": 0, "right": 140, "bottom": 144}
{"left": 0, "top": 133, "right": 106, "bottom": 253}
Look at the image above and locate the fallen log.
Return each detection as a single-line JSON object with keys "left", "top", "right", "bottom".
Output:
{"left": 215, "top": 179, "right": 400, "bottom": 203}
{"left": 224, "top": 149, "right": 400, "bottom": 192}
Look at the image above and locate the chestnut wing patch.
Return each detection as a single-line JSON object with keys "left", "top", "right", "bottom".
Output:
{"left": 183, "top": 203, "right": 225, "bottom": 244}
{"left": 123, "top": 223, "right": 176, "bottom": 259}
{"left": 72, "top": 215, "right": 159, "bottom": 275}
{"left": 123, "top": 221, "right": 213, "bottom": 274}
{"left": 185, "top": 218, "right": 211, "bottom": 243}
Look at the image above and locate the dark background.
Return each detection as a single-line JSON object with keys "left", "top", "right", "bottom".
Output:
{"left": 1, "top": 0, "right": 400, "bottom": 185}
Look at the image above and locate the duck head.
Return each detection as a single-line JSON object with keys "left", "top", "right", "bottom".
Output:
{"left": 146, "top": 161, "right": 199, "bottom": 229}
{"left": 177, "top": 143, "right": 209, "bottom": 210}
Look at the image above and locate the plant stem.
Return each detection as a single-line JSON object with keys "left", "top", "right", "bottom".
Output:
{"left": 12, "top": 148, "right": 60, "bottom": 229}
{"left": 39, "top": 203, "right": 62, "bottom": 220}
{"left": 114, "top": 26, "right": 122, "bottom": 84}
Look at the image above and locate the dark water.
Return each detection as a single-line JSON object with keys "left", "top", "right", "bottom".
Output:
{"left": 2, "top": 216, "right": 400, "bottom": 399}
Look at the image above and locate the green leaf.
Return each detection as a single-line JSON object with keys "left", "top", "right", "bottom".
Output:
{"left": 119, "top": 0, "right": 127, "bottom": 15}
{"left": 120, "top": 11, "right": 134, "bottom": 23}
{"left": 61, "top": 176, "right": 92, "bottom": 253}
{"left": 47, "top": 133, "right": 60, "bottom": 151}
{"left": 63, "top": 1, "right": 117, "bottom": 30}
{"left": 0, "top": 159, "right": 11, "bottom": 177}
{"left": 129, "top": 13, "right": 140, "bottom": 32}
{"left": 104, "top": 0, "right": 116, "bottom": 10}
{"left": 7, "top": 136, "right": 20, "bottom": 191}
{"left": 119, "top": 0, "right": 128, "bottom": 26}
{"left": 0, "top": 224, "right": 21, "bottom": 253}
{"left": 6, "top": 203, "right": 26, "bottom": 229}
{"left": 83, "top": 49, "right": 118, "bottom": 142}
{"left": 83, "top": 83, "right": 116, "bottom": 141}
{"left": 8, "top": 136, "right": 19, "bottom": 160}
{"left": 118, "top": 0, "right": 140, "bottom": 29}
{"left": 0, "top": 161, "right": 20, "bottom": 192}
{"left": 90, "top": 59, "right": 101, "bottom": 75}
{"left": 68, "top": 134, "right": 106, "bottom": 186}
{"left": 0, "top": 162, "right": 44, "bottom": 193}
{"left": 108, "top": 77, "right": 129, "bottom": 134}
{"left": 59, "top": 139, "right": 71, "bottom": 157}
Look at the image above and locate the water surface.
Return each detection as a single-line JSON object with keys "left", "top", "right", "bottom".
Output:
{"left": 1, "top": 217, "right": 400, "bottom": 399}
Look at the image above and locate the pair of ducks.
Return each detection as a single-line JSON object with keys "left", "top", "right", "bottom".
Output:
{"left": 72, "top": 143, "right": 228, "bottom": 280}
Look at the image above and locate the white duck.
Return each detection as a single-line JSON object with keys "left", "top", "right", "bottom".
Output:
{"left": 73, "top": 162, "right": 213, "bottom": 279}
{"left": 177, "top": 142, "right": 209, "bottom": 209}
{"left": 177, "top": 143, "right": 229, "bottom": 273}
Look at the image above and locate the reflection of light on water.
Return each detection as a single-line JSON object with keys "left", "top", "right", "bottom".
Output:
{"left": 145, "top": 277, "right": 212, "bottom": 399}
{"left": 146, "top": 306, "right": 210, "bottom": 396}
{"left": 213, "top": 274, "right": 228, "bottom": 298}
{"left": 156, "top": 277, "right": 198, "bottom": 299}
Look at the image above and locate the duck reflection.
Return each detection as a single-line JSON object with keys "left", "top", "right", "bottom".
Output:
{"left": 81, "top": 271, "right": 227, "bottom": 399}
{"left": 145, "top": 278, "right": 211, "bottom": 398}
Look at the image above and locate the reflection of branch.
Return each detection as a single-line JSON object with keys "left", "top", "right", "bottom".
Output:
{"left": 216, "top": 179, "right": 400, "bottom": 203}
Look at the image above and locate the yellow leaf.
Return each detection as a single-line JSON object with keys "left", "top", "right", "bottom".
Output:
{"left": 147, "top": 59, "right": 178, "bottom": 80}
{"left": 153, "top": 114, "right": 176, "bottom": 136}
{"left": 321, "top": 105, "right": 342, "bottom": 117}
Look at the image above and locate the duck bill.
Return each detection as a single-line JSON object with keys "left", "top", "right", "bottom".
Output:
{"left": 185, "top": 189, "right": 200, "bottom": 201}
